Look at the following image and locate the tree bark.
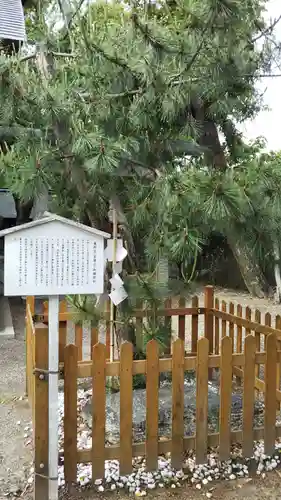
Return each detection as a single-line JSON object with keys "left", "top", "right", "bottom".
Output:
{"left": 226, "top": 231, "right": 269, "bottom": 298}
{"left": 273, "top": 241, "right": 281, "bottom": 303}
{"left": 197, "top": 110, "right": 269, "bottom": 297}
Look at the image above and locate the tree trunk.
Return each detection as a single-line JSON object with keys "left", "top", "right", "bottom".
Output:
{"left": 195, "top": 108, "right": 270, "bottom": 298}
{"left": 226, "top": 231, "right": 269, "bottom": 298}
{"left": 273, "top": 241, "right": 281, "bottom": 303}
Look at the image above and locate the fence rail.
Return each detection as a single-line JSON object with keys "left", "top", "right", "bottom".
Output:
{"left": 61, "top": 336, "right": 281, "bottom": 482}
{"left": 25, "top": 285, "right": 281, "bottom": 498}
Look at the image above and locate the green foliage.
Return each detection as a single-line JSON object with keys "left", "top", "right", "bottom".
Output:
{"left": 0, "top": 0, "right": 280, "bottom": 292}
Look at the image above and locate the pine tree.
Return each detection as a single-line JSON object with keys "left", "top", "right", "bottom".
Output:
{"left": 0, "top": 0, "right": 280, "bottom": 297}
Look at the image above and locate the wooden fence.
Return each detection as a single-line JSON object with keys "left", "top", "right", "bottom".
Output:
{"left": 25, "top": 286, "right": 281, "bottom": 498}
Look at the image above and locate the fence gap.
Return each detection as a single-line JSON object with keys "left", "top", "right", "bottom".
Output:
{"left": 136, "top": 299, "right": 144, "bottom": 354}
{"left": 219, "top": 336, "right": 232, "bottom": 461}
{"left": 92, "top": 343, "right": 106, "bottom": 480}
{"left": 164, "top": 298, "right": 172, "bottom": 355}
{"left": 229, "top": 302, "right": 234, "bottom": 351}
{"left": 64, "top": 344, "right": 78, "bottom": 484}
{"left": 191, "top": 296, "right": 199, "bottom": 353}
{"left": 91, "top": 322, "right": 99, "bottom": 359}
{"left": 196, "top": 338, "right": 209, "bottom": 464}
{"left": 242, "top": 335, "right": 256, "bottom": 457}
{"left": 204, "top": 286, "right": 214, "bottom": 355}
{"left": 178, "top": 296, "right": 186, "bottom": 344}
{"left": 221, "top": 301, "right": 226, "bottom": 337}
{"left": 214, "top": 298, "right": 220, "bottom": 355}
{"left": 105, "top": 300, "right": 111, "bottom": 359}
{"left": 120, "top": 342, "right": 133, "bottom": 475}
{"left": 171, "top": 339, "right": 185, "bottom": 469}
{"left": 146, "top": 340, "right": 159, "bottom": 471}
{"left": 264, "top": 334, "right": 277, "bottom": 456}
{"left": 75, "top": 324, "right": 83, "bottom": 360}
{"left": 236, "top": 304, "right": 243, "bottom": 352}
{"left": 59, "top": 320, "right": 67, "bottom": 364}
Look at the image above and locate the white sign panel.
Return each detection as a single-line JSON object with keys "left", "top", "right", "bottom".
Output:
{"left": 3, "top": 220, "right": 106, "bottom": 296}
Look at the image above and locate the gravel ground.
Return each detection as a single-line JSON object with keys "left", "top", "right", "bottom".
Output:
{"left": 0, "top": 298, "right": 33, "bottom": 499}
{"left": 55, "top": 472, "right": 281, "bottom": 499}
{"left": 20, "top": 472, "right": 281, "bottom": 500}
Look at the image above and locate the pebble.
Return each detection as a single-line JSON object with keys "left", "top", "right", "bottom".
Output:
{"left": 19, "top": 386, "right": 281, "bottom": 495}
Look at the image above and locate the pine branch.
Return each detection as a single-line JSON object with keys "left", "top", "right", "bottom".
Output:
{"left": 252, "top": 13, "right": 281, "bottom": 43}
{"left": 131, "top": 13, "right": 177, "bottom": 54}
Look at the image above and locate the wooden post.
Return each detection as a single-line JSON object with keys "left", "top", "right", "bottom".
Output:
{"left": 275, "top": 315, "right": 281, "bottom": 411}
{"left": 59, "top": 321, "right": 67, "bottom": 363}
{"left": 219, "top": 336, "right": 232, "bottom": 461}
{"left": 204, "top": 286, "right": 214, "bottom": 378}
{"left": 146, "top": 340, "right": 159, "bottom": 471}
{"left": 64, "top": 344, "right": 78, "bottom": 484}
{"left": 26, "top": 297, "right": 35, "bottom": 396}
{"left": 34, "top": 325, "right": 49, "bottom": 500}
{"left": 59, "top": 301, "right": 67, "bottom": 363}
{"left": 27, "top": 296, "right": 35, "bottom": 316}
{"left": 196, "top": 338, "right": 209, "bottom": 464}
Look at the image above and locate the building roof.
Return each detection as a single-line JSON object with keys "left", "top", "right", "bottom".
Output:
{"left": 0, "top": 212, "right": 111, "bottom": 239}
{"left": 0, "top": 0, "right": 26, "bottom": 41}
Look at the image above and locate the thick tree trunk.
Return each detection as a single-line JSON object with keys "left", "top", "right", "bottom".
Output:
{"left": 273, "top": 242, "right": 281, "bottom": 303}
{"left": 194, "top": 107, "right": 270, "bottom": 298}
{"left": 226, "top": 231, "right": 269, "bottom": 298}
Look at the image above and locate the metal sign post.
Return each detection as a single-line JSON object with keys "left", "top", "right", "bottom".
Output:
{"left": 48, "top": 295, "right": 59, "bottom": 500}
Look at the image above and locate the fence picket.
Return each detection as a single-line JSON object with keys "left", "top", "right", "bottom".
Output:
{"left": 171, "top": 339, "right": 185, "bottom": 469}
{"left": 214, "top": 299, "right": 220, "bottom": 355}
{"left": 136, "top": 299, "right": 144, "bottom": 354}
{"left": 92, "top": 343, "right": 106, "bottom": 480}
{"left": 236, "top": 304, "right": 242, "bottom": 353}
{"left": 196, "top": 338, "right": 209, "bottom": 464}
{"left": 146, "top": 340, "right": 159, "bottom": 471}
{"left": 245, "top": 306, "right": 251, "bottom": 336}
{"left": 191, "top": 296, "right": 199, "bottom": 353}
{"left": 254, "top": 310, "right": 261, "bottom": 379}
{"left": 229, "top": 303, "right": 234, "bottom": 351}
{"left": 275, "top": 316, "right": 281, "bottom": 404}
{"left": 26, "top": 304, "right": 32, "bottom": 400}
{"left": 242, "top": 335, "right": 256, "bottom": 457}
{"left": 222, "top": 301, "right": 226, "bottom": 337}
{"left": 219, "top": 336, "right": 232, "bottom": 461}
{"left": 64, "top": 344, "right": 78, "bottom": 484}
{"left": 34, "top": 326, "right": 49, "bottom": 500}
{"left": 75, "top": 324, "right": 83, "bottom": 360}
{"left": 120, "top": 342, "right": 133, "bottom": 475}
{"left": 264, "top": 334, "right": 277, "bottom": 456}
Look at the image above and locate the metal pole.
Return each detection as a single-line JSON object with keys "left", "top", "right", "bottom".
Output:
{"left": 48, "top": 295, "right": 59, "bottom": 500}
{"left": 110, "top": 208, "right": 117, "bottom": 362}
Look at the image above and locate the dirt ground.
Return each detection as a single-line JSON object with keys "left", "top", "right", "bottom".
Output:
{"left": 1, "top": 287, "right": 281, "bottom": 499}
{"left": 0, "top": 298, "right": 33, "bottom": 499}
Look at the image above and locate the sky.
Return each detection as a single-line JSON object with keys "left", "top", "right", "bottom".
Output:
{"left": 240, "top": 0, "right": 281, "bottom": 151}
